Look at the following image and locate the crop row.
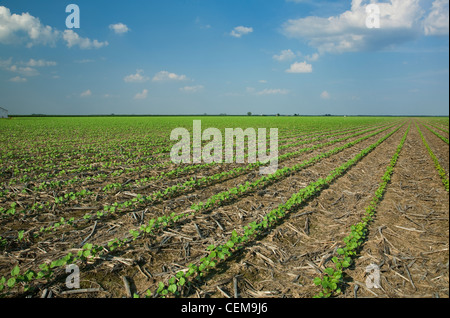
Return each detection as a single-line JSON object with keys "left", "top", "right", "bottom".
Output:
{"left": 1, "top": 122, "right": 397, "bottom": 245}
{"left": 313, "top": 123, "right": 410, "bottom": 298}
{"left": 420, "top": 122, "right": 449, "bottom": 145}
{"left": 415, "top": 121, "right": 449, "bottom": 192}
{"left": 0, "top": 122, "right": 403, "bottom": 295}
{"left": 150, "top": 122, "right": 404, "bottom": 297}
{"left": 1, "top": 121, "right": 381, "bottom": 190}
{"left": 0, "top": 121, "right": 392, "bottom": 224}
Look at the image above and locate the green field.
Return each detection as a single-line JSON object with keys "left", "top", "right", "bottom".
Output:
{"left": 0, "top": 116, "right": 448, "bottom": 298}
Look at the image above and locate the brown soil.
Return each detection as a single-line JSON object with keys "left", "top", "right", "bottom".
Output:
{"left": 1, "top": 119, "right": 448, "bottom": 299}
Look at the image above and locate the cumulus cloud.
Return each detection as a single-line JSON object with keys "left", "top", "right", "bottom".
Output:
{"left": 256, "top": 88, "right": 289, "bottom": 95}
{"left": 8, "top": 65, "right": 39, "bottom": 77}
{"left": 424, "top": 0, "right": 449, "bottom": 35}
{"left": 230, "top": 26, "right": 253, "bottom": 38}
{"left": 180, "top": 85, "right": 204, "bottom": 93}
{"left": 0, "top": 6, "right": 108, "bottom": 50}
{"left": 281, "top": 0, "right": 446, "bottom": 54}
{"left": 152, "top": 71, "right": 188, "bottom": 82}
{"left": 286, "top": 61, "right": 313, "bottom": 73}
{"left": 23, "top": 59, "right": 57, "bottom": 67}
{"left": 80, "top": 89, "right": 92, "bottom": 97}
{"left": 247, "top": 87, "right": 289, "bottom": 95}
{"left": 134, "top": 89, "right": 148, "bottom": 100}
{"left": 1, "top": 57, "right": 56, "bottom": 79}
{"left": 124, "top": 69, "right": 150, "bottom": 83}
{"left": 109, "top": 23, "right": 130, "bottom": 34}
{"left": 9, "top": 76, "right": 27, "bottom": 83}
{"left": 0, "top": 6, "right": 59, "bottom": 47}
{"left": 273, "top": 49, "right": 297, "bottom": 62}
{"left": 305, "top": 53, "right": 320, "bottom": 62}
{"left": 63, "top": 30, "right": 108, "bottom": 49}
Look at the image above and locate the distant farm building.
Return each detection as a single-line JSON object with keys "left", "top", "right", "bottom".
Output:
{"left": 0, "top": 107, "right": 8, "bottom": 119}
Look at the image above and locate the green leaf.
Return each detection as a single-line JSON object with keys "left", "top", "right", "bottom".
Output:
{"left": 168, "top": 284, "right": 177, "bottom": 294}
{"left": 7, "top": 277, "right": 16, "bottom": 288}
{"left": 175, "top": 271, "right": 184, "bottom": 279}
{"left": 157, "top": 282, "right": 165, "bottom": 293}
{"left": 83, "top": 243, "right": 93, "bottom": 250}
{"left": 324, "top": 268, "right": 335, "bottom": 276}
{"left": 11, "top": 266, "right": 20, "bottom": 277}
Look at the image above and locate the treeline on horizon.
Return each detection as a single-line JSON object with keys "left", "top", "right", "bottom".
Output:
{"left": 7, "top": 114, "right": 449, "bottom": 118}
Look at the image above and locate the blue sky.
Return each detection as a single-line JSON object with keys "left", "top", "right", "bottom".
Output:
{"left": 0, "top": 0, "right": 448, "bottom": 116}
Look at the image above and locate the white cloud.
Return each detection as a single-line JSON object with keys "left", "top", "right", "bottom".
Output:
{"left": 180, "top": 85, "right": 204, "bottom": 93}
{"left": 124, "top": 69, "right": 149, "bottom": 83}
{"left": 273, "top": 49, "right": 297, "bottom": 62}
{"left": 305, "top": 53, "right": 320, "bottom": 61}
{"left": 256, "top": 88, "right": 289, "bottom": 95}
{"left": 424, "top": 0, "right": 449, "bottom": 35}
{"left": 0, "top": 6, "right": 109, "bottom": 50}
{"left": 247, "top": 87, "right": 289, "bottom": 95}
{"left": 259, "top": 80, "right": 268, "bottom": 83}
{"left": 8, "top": 65, "right": 39, "bottom": 77}
{"left": 63, "top": 30, "right": 109, "bottom": 49}
{"left": 0, "top": 6, "right": 59, "bottom": 47}
{"left": 23, "top": 59, "right": 57, "bottom": 67}
{"left": 9, "top": 76, "right": 27, "bottom": 83}
{"left": 152, "top": 71, "right": 188, "bottom": 82}
{"left": 281, "top": 0, "right": 435, "bottom": 54}
{"left": 321, "top": 91, "right": 330, "bottom": 99}
{"left": 134, "top": 89, "right": 148, "bottom": 100}
{"left": 286, "top": 61, "right": 313, "bottom": 73}
{"left": 1, "top": 57, "right": 56, "bottom": 78}
{"left": 80, "top": 89, "right": 92, "bottom": 97}
{"left": 230, "top": 26, "right": 253, "bottom": 38}
{"left": 109, "top": 23, "right": 130, "bottom": 35}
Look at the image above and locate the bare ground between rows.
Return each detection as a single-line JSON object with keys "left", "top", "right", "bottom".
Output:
{"left": 419, "top": 122, "right": 449, "bottom": 178}
{"left": 425, "top": 122, "right": 449, "bottom": 137}
{"left": 0, "top": 126, "right": 389, "bottom": 249}
{"left": 0, "top": 126, "right": 373, "bottom": 214}
{"left": 0, "top": 124, "right": 393, "bottom": 287}
{"left": 0, "top": 124, "right": 379, "bottom": 210}
{"left": 175, "top": 122, "right": 410, "bottom": 298}
{"left": 42, "top": 123, "right": 406, "bottom": 298}
{"left": 0, "top": 123, "right": 401, "bottom": 297}
{"left": 0, "top": 128, "right": 331, "bottom": 186}
{"left": 0, "top": 123, "right": 380, "bottom": 282}
{"left": 345, "top": 122, "right": 449, "bottom": 298}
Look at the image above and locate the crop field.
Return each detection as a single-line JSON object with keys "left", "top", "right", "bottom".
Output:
{"left": 0, "top": 116, "right": 448, "bottom": 298}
